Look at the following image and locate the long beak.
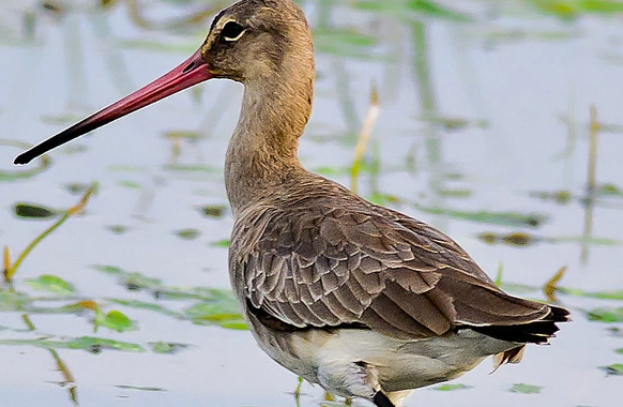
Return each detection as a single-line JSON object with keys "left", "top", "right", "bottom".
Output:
{"left": 14, "top": 48, "right": 212, "bottom": 165}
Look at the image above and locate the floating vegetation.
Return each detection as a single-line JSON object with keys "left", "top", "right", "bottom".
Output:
{"left": 175, "top": 228, "right": 201, "bottom": 240}
{"left": 437, "top": 189, "right": 473, "bottom": 198}
{"left": 509, "top": 383, "right": 543, "bottom": 394}
{"left": 164, "top": 130, "right": 202, "bottom": 140}
{"left": 117, "top": 180, "right": 142, "bottom": 189}
{"left": 586, "top": 307, "right": 623, "bottom": 323}
{"left": 597, "top": 183, "right": 623, "bottom": 198}
{"left": 414, "top": 205, "right": 547, "bottom": 228}
{"left": 108, "top": 299, "right": 180, "bottom": 318}
{"left": 211, "top": 239, "right": 230, "bottom": 248}
{"left": 149, "top": 341, "right": 192, "bottom": 355}
{"left": 91, "top": 264, "right": 246, "bottom": 328}
{"left": 25, "top": 275, "right": 76, "bottom": 295}
{"left": 477, "top": 232, "right": 620, "bottom": 247}
{"left": 164, "top": 164, "right": 220, "bottom": 173}
{"left": 420, "top": 116, "right": 488, "bottom": 131}
{"left": 115, "top": 384, "right": 166, "bottom": 392}
{"left": 0, "top": 336, "right": 145, "bottom": 353}
{"left": 523, "top": 0, "right": 623, "bottom": 19}
{"left": 557, "top": 288, "right": 623, "bottom": 301}
{"left": 432, "top": 383, "right": 473, "bottom": 391}
{"left": 94, "top": 309, "right": 137, "bottom": 333}
{"left": 478, "top": 232, "right": 534, "bottom": 246}
{"left": 529, "top": 190, "right": 573, "bottom": 204}
{"left": 3, "top": 184, "right": 97, "bottom": 284}
{"left": 92, "top": 265, "right": 166, "bottom": 292}
{"left": 12, "top": 202, "right": 59, "bottom": 219}
{"left": 106, "top": 225, "right": 130, "bottom": 234}
{"left": 184, "top": 301, "right": 247, "bottom": 330}
{"left": 197, "top": 204, "right": 227, "bottom": 218}
{"left": 600, "top": 364, "right": 623, "bottom": 376}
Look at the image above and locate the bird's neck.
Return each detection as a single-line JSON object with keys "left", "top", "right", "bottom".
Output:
{"left": 225, "top": 62, "right": 315, "bottom": 217}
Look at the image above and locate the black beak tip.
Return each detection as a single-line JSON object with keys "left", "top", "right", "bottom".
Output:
{"left": 14, "top": 153, "right": 31, "bottom": 166}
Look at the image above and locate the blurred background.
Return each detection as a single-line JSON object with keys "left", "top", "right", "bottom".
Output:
{"left": 1, "top": 0, "right": 622, "bottom": 406}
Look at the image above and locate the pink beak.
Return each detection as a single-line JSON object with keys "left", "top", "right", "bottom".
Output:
{"left": 14, "top": 48, "right": 212, "bottom": 165}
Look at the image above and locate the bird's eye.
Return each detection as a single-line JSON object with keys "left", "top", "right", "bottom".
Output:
{"left": 221, "top": 21, "right": 245, "bottom": 42}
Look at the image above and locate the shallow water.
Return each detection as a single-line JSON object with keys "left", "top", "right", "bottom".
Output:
{"left": 1, "top": 1, "right": 622, "bottom": 406}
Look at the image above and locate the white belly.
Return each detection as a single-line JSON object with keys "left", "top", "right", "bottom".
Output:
{"left": 249, "top": 320, "right": 517, "bottom": 398}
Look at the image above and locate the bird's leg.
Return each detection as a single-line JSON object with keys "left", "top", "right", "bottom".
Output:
{"left": 373, "top": 392, "right": 396, "bottom": 407}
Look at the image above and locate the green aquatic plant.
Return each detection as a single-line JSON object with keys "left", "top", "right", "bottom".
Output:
{"left": 3, "top": 183, "right": 97, "bottom": 284}
{"left": 509, "top": 383, "right": 543, "bottom": 394}
{"left": 0, "top": 335, "right": 145, "bottom": 353}
{"left": 414, "top": 205, "right": 548, "bottom": 227}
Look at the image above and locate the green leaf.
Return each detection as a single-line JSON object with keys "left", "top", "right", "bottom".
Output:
{"left": 91, "top": 265, "right": 125, "bottom": 275}
{"left": 600, "top": 364, "right": 623, "bottom": 376}
{"left": 197, "top": 205, "right": 226, "bottom": 218}
{"left": 107, "top": 299, "right": 180, "bottom": 318}
{"left": 25, "top": 275, "right": 76, "bottom": 295}
{"left": 175, "top": 228, "right": 201, "bottom": 240}
{"left": 13, "top": 203, "right": 59, "bottom": 219}
{"left": 149, "top": 341, "right": 191, "bottom": 354}
{"left": 184, "top": 300, "right": 247, "bottom": 330}
{"left": 92, "top": 265, "right": 163, "bottom": 291}
{"left": 558, "top": 288, "right": 623, "bottom": 301}
{"left": 509, "top": 383, "right": 543, "bottom": 394}
{"left": 117, "top": 180, "right": 142, "bottom": 189}
{"left": 94, "top": 310, "right": 137, "bottom": 332}
{"left": 211, "top": 239, "right": 230, "bottom": 248}
{"left": 433, "top": 383, "right": 473, "bottom": 391}
{"left": 0, "top": 336, "right": 145, "bottom": 353}
{"left": 586, "top": 307, "right": 623, "bottom": 322}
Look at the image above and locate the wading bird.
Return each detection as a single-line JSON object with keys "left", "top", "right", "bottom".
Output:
{"left": 14, "top": 1, "right": 569, "bottom": 406}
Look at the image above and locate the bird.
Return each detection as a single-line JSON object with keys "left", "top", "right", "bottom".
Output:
{"left": 14, "top": 1, "right": 569, "bottom": 406}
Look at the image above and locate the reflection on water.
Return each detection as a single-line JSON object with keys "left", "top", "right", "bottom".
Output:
{"left": 1, "top": 1, "right": 623, "bottom": 406}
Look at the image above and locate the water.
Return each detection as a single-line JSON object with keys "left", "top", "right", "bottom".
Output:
{"left": 1, "top": 1, "right": 622, "bottom": 406}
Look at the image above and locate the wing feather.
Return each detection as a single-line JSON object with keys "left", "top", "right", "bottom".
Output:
{"left": 229, "top": 192, "right": 554, "bottom": 339}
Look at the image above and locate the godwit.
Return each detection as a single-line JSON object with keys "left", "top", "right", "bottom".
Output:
{"left": 14, "top": 1, "right": 569, "bottom": 406}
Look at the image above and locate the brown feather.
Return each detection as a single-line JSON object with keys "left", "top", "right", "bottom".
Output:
{"left": 229, "top": 173, "right": 568, "bottom": 341}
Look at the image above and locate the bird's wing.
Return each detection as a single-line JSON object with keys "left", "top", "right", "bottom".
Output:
{"left": 230, "top": 201, "right": 550, "bottom": 339}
